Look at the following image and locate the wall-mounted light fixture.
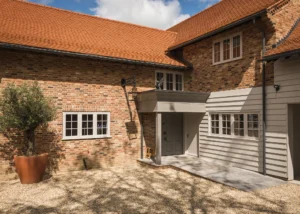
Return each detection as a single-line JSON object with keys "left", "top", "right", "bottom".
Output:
{"left": 274, "top": 85, "right": 280, "bottom": 92}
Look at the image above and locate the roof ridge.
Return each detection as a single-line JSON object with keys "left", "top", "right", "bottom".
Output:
{"left": 167, "top": 0, "right": 224, "bottom": 31}
{"left": 10, "top": 0, "right": 177, "bottom": 35}
{"left": 272, "top": 17, "right": 300, "bottom": 48}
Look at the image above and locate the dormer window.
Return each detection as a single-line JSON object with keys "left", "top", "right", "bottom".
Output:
{"left": 156, "top": 71, "right": 184, "bottom": 91}
{"left": 213, "top": 33, "right": 242, "bottom": 65}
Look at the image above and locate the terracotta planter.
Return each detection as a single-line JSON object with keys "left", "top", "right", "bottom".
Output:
{"left": 14, "top": 153, "right": 48, "bottom": 184}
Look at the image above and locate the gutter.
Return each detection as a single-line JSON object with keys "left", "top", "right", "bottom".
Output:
{"left": 0, "top": 42, "right": 188, "bottom": 71}
{"left": 253, "top": 18, "right": 267, "bottom": 176}
{"left": 168, "top": 9, "right": 267, "bottom": 51}
{"left": 263, "top": 49, "right": 300, "bottom": 61}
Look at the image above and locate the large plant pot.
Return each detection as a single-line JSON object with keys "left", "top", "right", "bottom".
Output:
{"left": 14, "top": 153, "right": 48, "bottom": 184}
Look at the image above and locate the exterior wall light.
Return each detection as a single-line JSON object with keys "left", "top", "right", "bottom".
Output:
{"left": 274, "top": 85, "right": 280, "bottom": 92}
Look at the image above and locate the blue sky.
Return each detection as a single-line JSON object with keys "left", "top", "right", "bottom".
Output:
{"left": 28, "top": 0, "right": 220, "bottom": 29}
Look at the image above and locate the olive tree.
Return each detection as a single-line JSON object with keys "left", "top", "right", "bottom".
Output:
{"left": 0, "top": 82, "right": 56, "bottom": 156}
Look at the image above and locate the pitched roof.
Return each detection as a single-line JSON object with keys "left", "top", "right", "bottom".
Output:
{"left": 0, "top": 0, "right": 185, "bottom": 68}
{"left": 167, "top": 0, "right": 280, "bottom": 50}
{"left": 265, "top": 19, "right": 300, "bottom": 60}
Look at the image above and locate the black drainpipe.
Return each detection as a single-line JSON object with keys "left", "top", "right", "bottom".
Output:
{"left": 253, "top": 18, "right": 267, "bottom": 175}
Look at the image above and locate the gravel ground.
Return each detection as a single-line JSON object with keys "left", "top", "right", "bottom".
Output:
{"left": 0, "top": 164, "right": 299, "bottom": 214}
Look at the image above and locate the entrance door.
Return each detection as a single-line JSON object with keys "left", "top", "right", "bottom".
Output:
{"left": 162, "top": 113, "right": 183, "bottom": 156}
{"left": 184, "top": 113, "right": 201, "bottom": 156}
{"left": 288, "top": 104, "right": 300, "bottom": 180}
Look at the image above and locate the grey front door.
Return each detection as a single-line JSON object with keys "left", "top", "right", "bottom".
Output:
{"left": 162, "top": 113, "right": 183, "bottom": 156}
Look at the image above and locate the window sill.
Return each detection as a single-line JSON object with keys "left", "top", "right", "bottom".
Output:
{"left": 207, "top": 134, "right": 260, "bottom": 142}
{"left": 62, "top": 136, "right": 112, "bottom": 141}
{"left": 212, "top": 56, "right": 243, "bottom": 66}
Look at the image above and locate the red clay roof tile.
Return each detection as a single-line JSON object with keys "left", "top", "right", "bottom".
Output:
{"left": 265, "top": 20, "right": 300, "bottom": 58}
{"left": 167, "top": 0, "right": 280, "bottom": 49}
{"left": 0, "top": 0, "right": 185, "bottom": 67}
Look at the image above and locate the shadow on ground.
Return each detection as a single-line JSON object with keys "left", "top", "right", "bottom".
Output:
{"left": 0, "top": 163, "right": 298, "bottom": 214}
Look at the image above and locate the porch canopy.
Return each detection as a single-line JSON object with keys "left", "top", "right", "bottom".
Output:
{"left": 137, "top": 90, "right": 210, "bottom": 113}
{"left": 137, "top": 90, "right": 210, "bottom": 165}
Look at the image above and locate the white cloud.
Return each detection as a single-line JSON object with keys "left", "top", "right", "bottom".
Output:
{"left": 199, "top": 0, "right": 220, "bottom": 9}
{"left": 91, "top": 0, "right": 190, "bottom": 30}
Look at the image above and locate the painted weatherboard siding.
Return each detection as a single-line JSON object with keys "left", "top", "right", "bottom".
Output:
{"left": 199, "top": 86, "right": 289, "bottom": 178}
{"left": 271, "top": 56, "right": 300, "bottom": 180}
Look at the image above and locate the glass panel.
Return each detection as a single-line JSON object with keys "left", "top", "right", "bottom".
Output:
{"left": 72, "top": 129, "right": 77, "bottom": 136}
{"left": 72, "top": 115, "right": 77, "bottom": 121}
{"left": 72, "top": 122, "right": 77, "bottom": 128}
{"left": 233, "top": 35, "right": 241, "bottom": 58}
{"left": 234, "top": 114, "right": 244, "bottom": 137}
{"left": 223, "top": 39, "right": 230, "bottom": 61}
{"left": 156, "top": 72, "right": 164, "bottom": 90}
{"left": 176, "top": 74, "right": 183, "bottom": 91}
{"left": 66, "top": 122, "right": 71, "bottom": 128}
{"left": 66, "top": 129, "right": 71, "bottom": 136}
{"left": 214, "top": 42, "right": 221, "bottom": 63}
{"left": 65, "top": 114, "right": 78, "bottom": 137}
{"left": 166, "top": 73, "right": 173, "bottom": 90}
{"left": 103, "top": 114, "right": 107, "bottom": 121}
{"left": 82, "top": 114, "right": 93, "bottom": 136}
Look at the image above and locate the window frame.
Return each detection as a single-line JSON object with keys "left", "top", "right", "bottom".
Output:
{"left": 212, "top": 33, "right": 243, "bottom": 65}
{"left": 208, "top": 112, "right": 260, "bottom": 140}
{"left": 63, "top": 112, "right": 111, "bottom": 140}
{"left": 155, "top": 70, "right": 184, "bottom": 91}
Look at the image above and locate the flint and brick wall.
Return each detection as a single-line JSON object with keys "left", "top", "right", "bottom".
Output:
{"left": 0, "top": 48, "right": 164, "bottom": 179}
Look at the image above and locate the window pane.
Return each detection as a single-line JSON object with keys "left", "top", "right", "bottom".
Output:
{"left": 72, "top": 129, "right": 78, "bottom": 136}
{"left": 222, "top": 114, "right": 231, "bottom": 135}
{"left": 97, "top": 114, "right": 109, "bottom": 136}
{"left": 65, "top": 114, "right": 78, "bottom": 137}
{"left": 223, "top": 39, "right": 230, "bottom": 61}
{"left": 248, "top": 114, "right": 259, "bottom": 138}
{"left": 234, "top": 114, "right": 244, "bottom": 137}
{"left": 82, "top": 114, "right": 93, "bottom": 136}
{"left": 103, "top": 114, "right": 107, "bottom": 121}
{"left": 176, "top": 74, "right": 183, "bottom": 91}
{"left": 156, "top": 72, "right": 164, "bottom": 90}
{"left": 233, "top": 35, "right": 241, "bottom": 58}
{"left": 66, "top": 122, "right": 71, "bottom": 128}
{"left": 72, "top": 115, "right": 77, "bottom": 121}
{"left": 166, "top": 73, "right": 173, "bottom": 90}
{"left": 66, "top": 129, "right": 71, "bottom": 136}
{"left": 66, "top": 115, "right": 71, "bottom": 121}
{"left": 214, "top": 42, "right": 221, "bottom": 63}
{"left": 211, "top": 114, "right": 220, "bottom": 134}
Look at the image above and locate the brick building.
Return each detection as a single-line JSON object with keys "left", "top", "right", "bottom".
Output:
{"left": 1, "top": 0, "right": 300, "bottom": 181}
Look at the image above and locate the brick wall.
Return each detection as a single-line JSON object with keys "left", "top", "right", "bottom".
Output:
{"left": 0, "top": 48, "right": 165, "bottom": 179}
{"left": 182, "top": 20, "right": 274, "bottom": 93}
{"left": 181, "top": 0, "right": 300, "bottom": 93}
{"left": 267, "top": 0, "right": 300, "bottom": 44}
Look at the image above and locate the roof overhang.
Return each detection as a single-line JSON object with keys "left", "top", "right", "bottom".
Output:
{"left": 137, "top": 90, "right": 210, "bottom": 113}
{"left": 0, "top": 42, "right": 188, "bottom": 70}
{"left": 263, "top": 49, "right": 300, "bottom": 62}
{"left": 167, "top": 9, "right": 266, "bottom": 51}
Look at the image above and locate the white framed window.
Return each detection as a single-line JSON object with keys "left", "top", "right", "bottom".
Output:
{"left": 155, "top": 71, "right": 184, "bottom": 91}
{"left": 211, "top": 114, "right": 220, "bottom": 134}
{"left": 209, "top": 112, "right": 259, "bottom": 139}
{"left": 63, "top": 112, "right": 110, "bottom": 140}
{"left": 222, "top": 114, "right": 231, "bottom": 135}
{"left": 213, "top": 33, "right": 242, "bottom": 65}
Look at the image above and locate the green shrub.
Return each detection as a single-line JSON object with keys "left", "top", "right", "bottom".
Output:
{"left": 0, "top": 82, "right": 56, "bottom": 156}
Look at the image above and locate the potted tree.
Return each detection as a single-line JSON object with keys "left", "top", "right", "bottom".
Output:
{"left": 0, "top": 82, "right": 56, "bottom": 184}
